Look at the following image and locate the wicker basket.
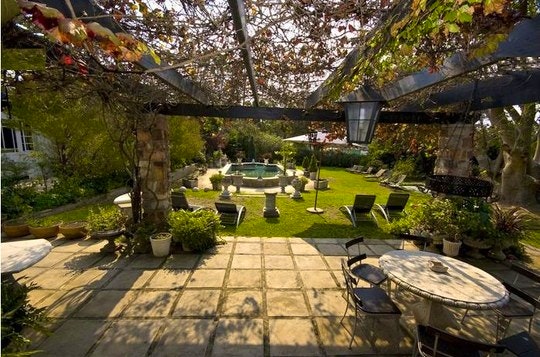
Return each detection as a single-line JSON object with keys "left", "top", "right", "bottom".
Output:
{"left": 426, "top": 175, "right": 493, "bottom": 198}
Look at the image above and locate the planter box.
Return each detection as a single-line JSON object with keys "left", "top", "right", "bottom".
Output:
{"left": 314, "top": 180, "right": 329, "bottom": 190}
{"left": 182, "top": 178, "right": 199, "bottom": 188}
{"left": 29, "top": 225, "right": 60, "bottom": 239}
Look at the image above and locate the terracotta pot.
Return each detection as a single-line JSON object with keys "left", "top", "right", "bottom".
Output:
{"left": 59, "top": 222, "right": 88, "bottom": 239}
{"left": 29, "top": 225, "right": 60, "bottom": 239}
{"left": 2, "top": 223, "right": 30, "bottom": 238}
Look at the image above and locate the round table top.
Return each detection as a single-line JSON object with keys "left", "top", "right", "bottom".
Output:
{"left": 379, "top": 250, "right": 509, "bottom": 310}
{"left": 1, "top": 239, "right": 52, "bottom": 274}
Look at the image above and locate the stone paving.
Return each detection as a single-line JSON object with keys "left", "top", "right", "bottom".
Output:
{"left": 12, "top": 236, "right": 540, "bottom": 356}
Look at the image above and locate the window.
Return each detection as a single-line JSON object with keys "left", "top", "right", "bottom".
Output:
{"left": 1, "top": 126, "right": 17, "bottom": 152}
{"left": 20, "top": 125, "right": 33, "bottom": 151}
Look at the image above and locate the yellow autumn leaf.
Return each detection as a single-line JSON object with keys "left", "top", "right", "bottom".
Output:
{"left": 58, "top": 18, "right": 87, "bottom": 45}
{"left": 86, "top": 22, "right": 121, "bottom": 46}
{"left": 483, "top": 0, "right": 506, "bottom": 15}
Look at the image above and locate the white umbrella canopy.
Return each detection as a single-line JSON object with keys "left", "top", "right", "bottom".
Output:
{"left": 283, "top": 131, "right": 350, "bottom": 146}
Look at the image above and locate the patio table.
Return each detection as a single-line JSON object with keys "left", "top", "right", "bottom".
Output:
{"left": 1, "top": 239, "right": 52, "bottom": 285}
{"left": 379, "top": 250, "right": 509, "bottom": 330}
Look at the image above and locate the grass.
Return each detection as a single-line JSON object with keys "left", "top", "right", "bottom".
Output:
{"left": 46, "top": 167, "right": 539, "bottom": 248}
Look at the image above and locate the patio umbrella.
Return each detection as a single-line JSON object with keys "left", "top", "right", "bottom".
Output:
{"left": 283, "top": 131, "right": 350, "bottom": 146}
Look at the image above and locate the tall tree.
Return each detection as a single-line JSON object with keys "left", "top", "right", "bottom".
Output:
{"left": 487, "top": 103, "right": 539, "bottom": 205}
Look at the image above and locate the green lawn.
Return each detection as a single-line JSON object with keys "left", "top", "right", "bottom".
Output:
{"left": 184, "top": 167, "right": 428, "bottom": 238}
{"left": 48, "top": 167, "right": 539, "bottom": 248}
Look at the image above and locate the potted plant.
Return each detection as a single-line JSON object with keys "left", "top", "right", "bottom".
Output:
{"left": 209, "top": 171, "right": 224, "bottom": 191}
{"left": 87, "top": 206, "right": 128, "bottom": 252}
{"left": 128, "top": 221, "right": 156, "bottom": 254}
{"left": 298, "top": 176, "right": 309, "bottom": 192}
{"left": 150, "top": 232, "right": 173, "bottom": 257}
{"left": 182, "top": 174, "right": 199, "bottom": 189}
{"left": 87, "top": 206, "right": 128, "bottom": 237}
{"left": 308, "top": 154, "right": 318, "bottom": 180}
{"left": 442, "top": 223, "right": 462, "bottom": 257}
{"left": 59, "top": 221, "right": 88, "bottom": 240}
{"left": 168, "top": 209, "right": 222, "bottom": 253}
{"left": 2, "top": 219, "right": 30, "bottom": 238}
{"left": 301, "top": 156, "right": 310, "bottom": 176}
{"left": 28, "top": 216, "right": 62, "bottom": 239}
{"left": 488, "top": 204, "right": 528, "bottom": 261}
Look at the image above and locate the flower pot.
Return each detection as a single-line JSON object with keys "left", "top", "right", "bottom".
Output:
{"left": 309, "top": 171, "right": 317, "bottom": 180}
{"left": 29, "top": 225, "right": 60, "bottom": 239}
{"left": 2, "top": 223, "right": 30, "bottom": 238}
{"left": 314, "top": 179, "right": 328, "bottom": 190}
{"left": 59, "top": 221, "right": 88, "bottom": 239}
{"left": 150, "top": 233, "right": 172, "bottom": 257}
{"left": 442, "top": 239, "right": 462, "bottom": 257}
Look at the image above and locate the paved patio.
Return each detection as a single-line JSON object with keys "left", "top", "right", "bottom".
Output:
{"left": 13, "top": 236, "right": 540, "bottom": 356}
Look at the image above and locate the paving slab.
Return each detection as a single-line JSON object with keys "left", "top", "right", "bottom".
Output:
{"left": 222, "top": 290, "right": 263, "bottom": 317}
{"left": 186, "top": 269, "right": 226, "bottom": 288}
{"left": 147, "top": 269, "right": 191, "bottom": 289}
{"left": 74, "top": 290, "right": 138, "bottom": 318}
{"left": 266, "top": 270, "right": 301, "bottom": 288}
{"left": 269, "top": 318, "right": 321, "bottom": 356}
{"left": 266, "top": 290, "right": 310, "bottom": 316}
{"left": 150, "top": 319, "right": 216, "bottom": 356}
{"left": 227, "top": 269, "right": 262, "bottom": 288}
{"left": 89, "top": 319, "right": 162, "bottom": 357}
{"left": 173, "top": 289, "right": 221, "bottom": 317}
{"left": 20, "top": 235, "right": 539, "bottom": 356}
{"left": 212, "top": 318, "right": 264, "bottom": 356}
{"left": 264, "top": 255, "right": 295, "bottom": 269}
{"left": 35, "top": 319, "right": 110, "bottom": 357}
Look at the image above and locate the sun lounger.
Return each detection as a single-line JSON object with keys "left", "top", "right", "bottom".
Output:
{"left": 375, "top": 193, "right": 410, "bottom": 222}
{"left": 339, "top": 194, "right": 377, "bottom": 227}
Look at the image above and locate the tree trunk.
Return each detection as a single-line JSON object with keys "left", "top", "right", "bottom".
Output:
{"left": 500, "top": 148, "right": 535, "bottom": 205}
{"left": 488, "top": 105, "right": 537, "bottom": 206}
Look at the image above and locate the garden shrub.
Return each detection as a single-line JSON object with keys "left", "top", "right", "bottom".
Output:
{"left": 1, "top": 280, "right": 50, "bottom": 354}
{"left": 168, "top": 209, "right": 222, "bottom": 252}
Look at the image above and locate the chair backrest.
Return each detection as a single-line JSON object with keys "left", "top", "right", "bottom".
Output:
{"left": 346, "top": 254, "right": 368, "bottom": 268}
{"left": 364, "top": 166, "right": 374, "bottom": 174}
{"left": 215, "top": 202, "right": 239, "bottom": 213}
{"left": 398, "top": 233, "right": 432, "bottom": 250}
{"left": 341, "top": 258, "right": 358, "bottom": 293}
{"left": 353, "top": 195, "right": 376, "bottom": 213}
{"left": 171, "top": 192, "right": 189, "bottom": 210}
{"left": 386, "top": 193, "right": 410, "bottom": 211}
{"left": 510, "top": 263, "right": 540, "bottom": 283}
{"left": 394, "top": 174, "right": 407, "bottom": 185}
{"left": 345, "top": 236, "right": 365, "bottom": 257}
{"left": 503, "top": 281, "right": 540, "bottom": 308}
{"left": 373, "top": 169, "right": 386, "bottom": 177}
{"left": 416, "top": 325, "right": 506, "bottom": 357}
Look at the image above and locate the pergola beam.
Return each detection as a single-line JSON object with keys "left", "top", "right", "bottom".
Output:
{"left": 153, "top": 103, "right": 465, "bottom": 124}
{"left": 340, "top": 15, "right": 540, "bottom": 104}
{"left": 228, "top": 0, "right": 260, "bottom": 106}
{"left": 39, "top": 0, "right": 212, "bottom": 104}
{"left": 401, "top": 70, "right": 540, "bottom": 111}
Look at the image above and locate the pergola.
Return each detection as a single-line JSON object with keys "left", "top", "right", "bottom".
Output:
{"left": 3, "top": 0, "right": 539, "bottom": 220}
{"left": 4, "top": 0, "right": 539, "bottom": 125}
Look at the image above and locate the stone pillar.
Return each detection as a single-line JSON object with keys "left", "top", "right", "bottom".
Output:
{"left": 263, "top": 192, "right": 280, "bottom": 218}
{"left": 219, "top": 175, "right": 232, "bottom": 200}
{"left": 434, "top": 123, "right": 475, "bottom": 176}
{"left": 137, "top": 115, "right": 171, "bottom": 225}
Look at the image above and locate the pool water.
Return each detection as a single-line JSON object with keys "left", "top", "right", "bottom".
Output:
{"left": 225, "top": 163, "right": 283, "bottom": 178}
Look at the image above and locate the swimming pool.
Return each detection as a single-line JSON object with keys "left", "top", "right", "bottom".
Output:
{"left": 222, "top": 162, "right": 286, "bottom": 188}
